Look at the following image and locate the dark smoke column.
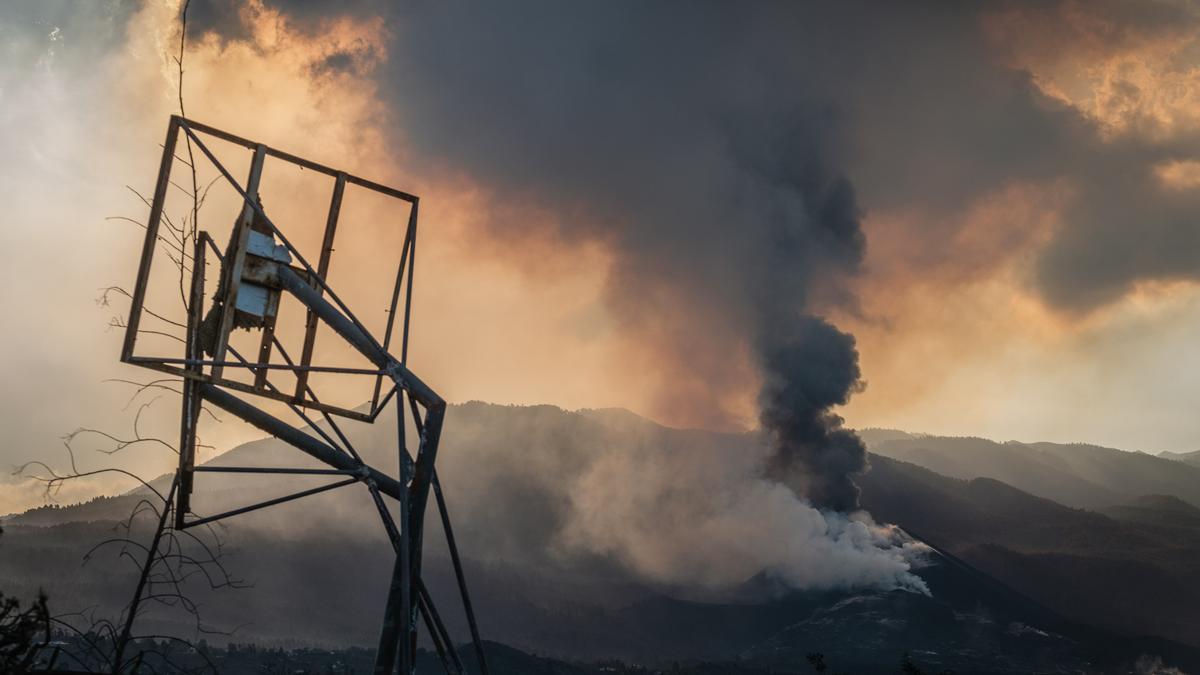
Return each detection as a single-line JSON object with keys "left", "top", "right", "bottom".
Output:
{"left": 746, "top": 153, "right": 870, "bottom": 513}
{"left": 758, "top": 317, "right": 867, "bottom": 512}
{"left": 353, "top": 0, "right": 879, "bottom": 510}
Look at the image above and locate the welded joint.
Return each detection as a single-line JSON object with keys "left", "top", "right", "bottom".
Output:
{"left": 386, "top": 362, "right": 446, "bottom": 410}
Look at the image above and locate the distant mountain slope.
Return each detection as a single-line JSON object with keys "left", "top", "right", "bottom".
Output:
{"left": 859, "top": 455, "right": 1200, "bottom": 647}
{"left": 1159, "top": 448, "right": 1200, "bottom": 468}
{"left": 865, "top": 431, "right": 1200, "bottom": 509}
{"left": 1100, "top": 493, "right": 1200, "bottom": 534}
{"left": 5, "top": 405, "right": 1200, "bottom": 671}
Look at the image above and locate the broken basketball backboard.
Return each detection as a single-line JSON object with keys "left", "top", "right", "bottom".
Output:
{"left": 120, "top": 115, "right": 487, "bottom": 675}
{"left": 123, "top": 118, "right": 419, "bottom": 422}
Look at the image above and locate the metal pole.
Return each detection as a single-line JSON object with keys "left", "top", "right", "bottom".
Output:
{"left": 376, "top": 391, "right": 414, "bottom": 675}
{"left": 373, "top": 204, "right": 416, "bottom": 411}
{"left": 407, "top": 403, "right": 444, "bottom": 580}
{"left": 399, "top": 390, "right": 414, "bottom": 675}
{"left": 295, "top": 172, "right": 346, "bottom": 400}
{"left": 433, "top": 473, "right": 489, "bottom": 674}
{"left": 193, "top": 466, "right": 360, "bottom": 475}
{"left": 177, "top": 233, "right": 205, "bottom": 528}
{"left": 275, "top": 266, "right": 443, "bottom": 407}
{"left": 376, "top": 563, "right": 404, "bottom": 674}
{"left": 122, "top": 117, "right": 180, "bottom": 362}
{"left": 407, "top": 398, "right": 486, "bottom": 673}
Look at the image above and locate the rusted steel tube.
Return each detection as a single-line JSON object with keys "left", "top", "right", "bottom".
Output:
{"left": 276, "top": 266, "right": 444, "bottom": 408}
{"left": 198, "top": 384, "right": 404, "bottom": 500}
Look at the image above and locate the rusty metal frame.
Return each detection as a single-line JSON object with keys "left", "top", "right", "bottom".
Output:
{"left": 120, "top": 116, "right": 488, "bottom": 675}
{"left": 122, "top": 115, "right": 416, "bottom": 423}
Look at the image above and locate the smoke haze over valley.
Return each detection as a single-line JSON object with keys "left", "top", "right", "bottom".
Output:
{"left": 11, "top": 0, "right": 1200, "bottom": 510}
{"left": 6, "top": 403, "right": 1200, "bottom": 672}
{"left": 7, "top": 1, "right": 1200, "bottom": 672}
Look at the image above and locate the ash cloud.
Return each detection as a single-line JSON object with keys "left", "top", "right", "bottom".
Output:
{"left": 759, "top": 318, "right": 867, "bottom": 512}
{"left": 355, "top": 3, "right": 1200, "bottom": 382}
{"left": 368, "top": 0, "right": 877, "bottom": 510}
{"left": 182, "top": 0, "right": 1200, "bottom": 574}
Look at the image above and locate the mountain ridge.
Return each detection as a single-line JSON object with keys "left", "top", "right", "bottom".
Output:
{"left": 864, "top": 430, "right": 1200, "bottom": 509}
{"left": 5, "top": 403, "right": 1200, "bottom": 672}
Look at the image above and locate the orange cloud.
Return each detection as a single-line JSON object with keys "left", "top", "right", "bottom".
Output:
{"left": 985, "top": 1, "right": 1200, "bottom": 139}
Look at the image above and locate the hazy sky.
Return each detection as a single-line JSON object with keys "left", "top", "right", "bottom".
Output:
{"left": 5, "top": 0, "right": 1200, "bottom": 513}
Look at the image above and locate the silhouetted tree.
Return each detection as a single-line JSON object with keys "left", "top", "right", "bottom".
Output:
{"left": 0, "top": 527, "right": 51, "bottom": 672}
{"left": 13, "top": 4, "right": 247, "bottom": 672}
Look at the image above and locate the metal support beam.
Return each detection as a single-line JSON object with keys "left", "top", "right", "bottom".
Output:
{"left": 276, "top": 266, "right": 388, "bottom": 367}
{"left": 222, "top": 343, "right": 353, "bottom": 459}
{"left": 407, "top": 402, "right": 444, "bottom": 580}
{"left": 132, "top": 356, "right": 384, "bottom": 375}
{"left": 183, "top": 477, "right": 360, "bottom": 530}
{"left": 374, "top": 202, "right": 417, "bottom": 410}
{"left": 418, "top": 580, "right": 465, "bottom": 674}
{"left": 251, "top": 315, "right": 278, "bottom": 390}
{"left": 122, "top": 117, "right": 180, "bottom": 362}
{"left": 177, "top": 233, "right": 205, "bottom": 528}
{"left": 276, "top": 266, "right": 442, "bottom": 407}
{"left": 295, "top": 172, "right": 346, "bottom": 400}
{"left": 372, "top": 468, "right": 461, "bottom": 675}
{"left": 377, "top": 391, "right": 414, "bottom": 675}
{"left": 177, "top": 116, "right": 419, "bottom": 202}
{"left": 377, "top": 541, "right": 411, "bottom": 675}
{"left": 127, "top": 356, "right": 377, "bottom": 422}
{"left": 197, "top": 384, "right": 404, "bottom": 500}
{"left": 210, "top": 144, "right": 266, "bottom": 380}
{"left": 433, "top": 473, "right": 488, "bottom": 675}
{"left": 194, "top": 466, "right": 360, "bottom": 476}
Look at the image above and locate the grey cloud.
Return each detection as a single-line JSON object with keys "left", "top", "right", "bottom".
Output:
{"left": 189, "top": 0, "right": 1200, "bottom": 500}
